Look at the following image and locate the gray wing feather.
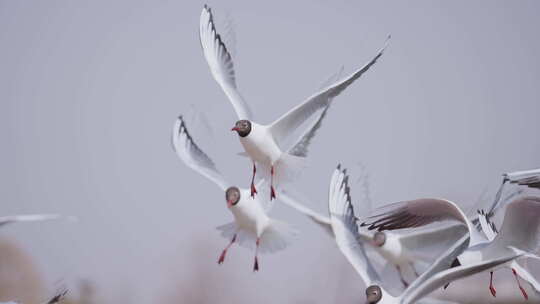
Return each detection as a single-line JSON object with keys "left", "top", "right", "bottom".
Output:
{"left": 171, "top": 116, "right": 229, "bottom": 191}
{"left": 329, "top": 165, "right": 381, "bottom": 285}
{"left": 269, "top": 36, "right": 390, "bottom": 146}
{"left": 402, "top": 246, "right": 521, "bottom": 304}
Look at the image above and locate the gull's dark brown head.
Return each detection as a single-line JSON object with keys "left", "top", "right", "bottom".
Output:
{"left": 366, "top": 285, "right": 382, "bottom": 304}
{"left": 373, "top": 231, "right": 386, "bottom": 247}
{"left": 231, "top": 120, "right": 251, "bottom": 137}
{"left": 225, "top": 186, "right": 241, "bottom": 208}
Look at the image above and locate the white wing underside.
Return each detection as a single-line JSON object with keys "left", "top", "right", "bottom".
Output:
{"left": 362, "top": 198, "right": 485, "bottom": 246}
{"left": 401, "top": 238, "right": 520, "bottom": 304}
{"left": 269, "top": 36, "right": 390, "bottom": 147}
{"left": 487, "top": 196, "right": 540, "bottom": 254}
{"left": 278, "top": 189, "right": 332, "bottom": 235}
{"left": 172, "top": 116, "right": 229, "bottom": 191}
{"left": 200, "top": 5, "right": 252, "bottom": 120}
{"left": 0, "top": 214, "right": 74, "bottom": 227}
{"left": 329, "top": 165, "right": 381, "bottom": 286}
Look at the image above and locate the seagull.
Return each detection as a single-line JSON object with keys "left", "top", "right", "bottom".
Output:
{"left": 0, "top": 214, "right": 76, "bottom": 228}
{"left": 279, "top": 176, "right": 468, "bottom": 288}
{"left": 328, "top": 165, "right": 524, "bottom": 304}
{"left": 361, "top": 196, "right": 540, "bottom": 300}
{"left": 171, "top": 113, "right": 328, "bottom": 271}
{"left": 199, "top": 5, "right": 390, "bottom": 200}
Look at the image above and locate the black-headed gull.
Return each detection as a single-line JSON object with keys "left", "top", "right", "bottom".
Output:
{"left": 328, "top": 165, "right": 523, "bottom": 304}
{"left": 171, "top": 115, "right": 327, "bottom": 271}
{"left": 199, "top": 5, "right": 389, "bottom": 200}
{"left": 362, "top": 196, "right": 540, "bottom": 300}
{"left": 280, "top": 179, "right": 467, "bottom": 288}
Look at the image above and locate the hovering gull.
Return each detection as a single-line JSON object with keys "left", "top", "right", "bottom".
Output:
{"left": 280, "top": 181, "right": 467, "bottom": 287}
{"left": 0, "top": 214, "right": 76, "bottom": 228}
{"left": 171, "top": 114, "right": 327, "bottom": 271}
{"left": 362, "top": 196, "right": 540, "bottom": 299}
{"left": 199, "top": 5, "right": 390, "bottom": 200}
{"left": 328, "top": 165, "right": 523, "bottom": 304}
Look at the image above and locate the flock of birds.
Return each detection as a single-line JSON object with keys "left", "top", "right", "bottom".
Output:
{"left": 1, "top": 4, "right": 538, "bottom": 304}
{"left": 171, "top": 5, "right": 540, "bottom": 304}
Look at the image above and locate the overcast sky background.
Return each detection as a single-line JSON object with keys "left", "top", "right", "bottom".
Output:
{"left": 0, "top": 1, "right": 539, "bottom": 303}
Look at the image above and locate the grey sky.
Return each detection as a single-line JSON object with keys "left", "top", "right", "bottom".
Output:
{"left": 0, "top": 1, "right": 539, "bottom": 303}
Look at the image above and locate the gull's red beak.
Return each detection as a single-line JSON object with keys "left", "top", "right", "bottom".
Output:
{"left": 231, "top": 127, "right": 239, "bottom": 132}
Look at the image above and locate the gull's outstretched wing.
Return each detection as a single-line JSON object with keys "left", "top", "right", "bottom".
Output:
{"left": 287, "top": 67, "right": 343, "bottom": 156}
{"left": 477, "top": 209, "right": 497, "bottom": 241}
{"left": 329, "top": 165, "right": 381, "bottom": 286}
{"left": 361, "top": 198, "right": 485, "bottom": 245}
{"left": 279, "top": 189, "right": 332, "bottom": 235}
{"left": 398, "top": 224, "right": 469, "bottom": 261}
{"left": 488, "top": 196, "right": 540, "bottom": 253}
{"left": 269, "top": 36, "right": 390, "bottom": 146}
{"left": 0, "top": 214, "right": 75, "bottom": 227}
{"left": 401, "top": 245, "right": 521, "bottom": 304}
{"left": 199, "top": 5, "right": 252, "bottom": 120}
{"left": 505, "top": 168, "right": 540, "bottom": 189}
{"left": 486, "top": 168, "right": 540, "bottom": 218}
{"left": 172, "top": 116, "right": 229, "bottom": 191}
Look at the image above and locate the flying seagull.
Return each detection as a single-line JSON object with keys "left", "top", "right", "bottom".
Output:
{"left": 328, "top": 165, "right": 523, "bottom": 304}
{"left": 361, "top": 196, "right": 540, "bottom": 300}
{"left": 171, "top": 113, "right": 329, "bottom": 271}
{"left": 199, "top": 5, "right": 389, "bottom": 200}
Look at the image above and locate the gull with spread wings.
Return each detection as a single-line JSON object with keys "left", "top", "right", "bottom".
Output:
{"left": 328, "top": 165, "right": 523, "bottom": 304}
{"left": 199, "top": 5, "right": 389, "bottom": 200}
{"left": 171, "top": 111, "right": 329, "bottom": 271}
{"left": 362, "top": 195, "right": 540, "bottom": 300}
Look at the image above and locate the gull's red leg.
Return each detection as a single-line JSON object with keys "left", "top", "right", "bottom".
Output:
{"left": 250, "top": 163, "right": 257, "bottom": 198}
{"left": 396, "top": 265, "right": 409, "bottom": 288}
{"left": 409, "top": 262, "right": 420, "bottom": 277}
{"left": 512, "top": 268, "right": 529, "bottom": 300}
{"left": 218, "top": 234, "right": 236, "bottom": 264}
{"left": 270, "top": 166, "right": 276, "bottom": 200}
{"left": 489, "top": 271, "right": 497, "bottom": 297}
{"left": 253, "top": 238, "right": 260, "bottom": 272}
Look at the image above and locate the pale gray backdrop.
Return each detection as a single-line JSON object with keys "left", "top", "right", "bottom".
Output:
{"left": 0, "top": 1, "right": 539, "bottom": 303}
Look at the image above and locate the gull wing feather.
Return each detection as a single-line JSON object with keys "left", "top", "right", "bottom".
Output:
{"left": 401, "top": 246, "right": 521, "bottom": 304}
{"left": 361, "top": 198, "right": 485, "bottom": 245}
{"left": 269, "top": 36, "right": 390, "bottom": 146}
{"left": 199, "top": 5, "right": 252, "bottom": 120}
{"left": 488, "top": 196, "right": 540, "bottom": 253}
{"left": 329, "top": 165, "right": 381, "bottom": 286}
{"left": 0, "top": 214, "right": 75, "bottom": 227}
{"left": 172, "top": 116, "right": 229, "bottom": 191}
{"left": 279, "top": 189, "right": 332, "bottom": 235}
{"left": 476, "top": 209, "right": 497, "bottom": 241}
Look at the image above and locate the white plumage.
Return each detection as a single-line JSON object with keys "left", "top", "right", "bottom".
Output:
{"left": 200, "top": 5, "right": 389, "bottom": 200}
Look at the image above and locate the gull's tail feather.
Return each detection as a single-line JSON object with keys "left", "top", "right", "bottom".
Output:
{"left": 216, "top": 220, "right": 298, "bottom": 254}
{"left": 272, "top": 153, "right": 308, "bottom": 186}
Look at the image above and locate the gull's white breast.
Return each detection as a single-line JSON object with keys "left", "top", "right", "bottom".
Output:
{"left": 229, "top": 189, "right": 270, "bottom": 237}
{"left": 239, "top": 122, "right": 283, "bottom": 165}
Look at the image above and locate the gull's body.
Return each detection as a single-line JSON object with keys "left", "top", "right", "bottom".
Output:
{"left": 199, "top": 5, "right": 389, "bottom": 199}
{"left": 363, "top": 196, "right": 540, "bottom": 299}
{"left": 280, "top": 184, "right": 467, "bottom": 286}
{"left": 328, "top": 165, "right": 523, "bottom": 304}
{"left": 171, "top": 112, "right": 328, "bottom": 270}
